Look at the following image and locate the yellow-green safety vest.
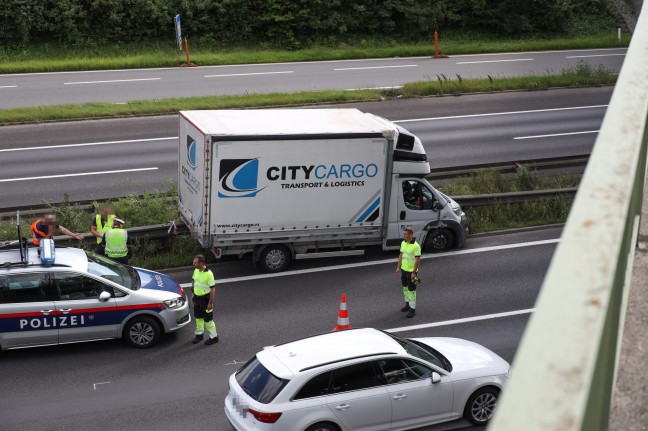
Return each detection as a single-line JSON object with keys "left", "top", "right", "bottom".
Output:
{"left": 105, "top": 228, "right": 128, "bottom": 258}
{"left": 193, "top": 268, "right": 215, "bottom": 296}
{"left": 96, "top": 214, "right": 116, "bottom": 244}
{"left": 400, "top": 240, "right": 421, "bottom": 272}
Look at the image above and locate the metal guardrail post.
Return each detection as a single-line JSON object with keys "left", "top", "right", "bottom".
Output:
{"left": 490, "top": 4, "right": 648, "bottom": 430}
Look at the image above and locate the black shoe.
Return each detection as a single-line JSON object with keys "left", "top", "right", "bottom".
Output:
{"left": 406, "top": 308, "right": 416, "bottom": 318}
{"left": 204, "top": 336, "right": 219, "bottom": 345}
{"left": 400, "top": 303, "right": 410, "bottom": 312}
{"left": 192, "top": 335, "right": 204, "bottom": 344}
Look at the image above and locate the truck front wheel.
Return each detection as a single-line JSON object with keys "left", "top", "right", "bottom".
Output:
{"left": 424, "top": 228, "right": 454, "bottom": 253}
{"left": 258, "top": 245, "right": 292, "bottom": 273}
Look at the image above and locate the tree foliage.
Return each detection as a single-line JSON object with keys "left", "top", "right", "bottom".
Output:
{"left": 0, "top": 0, "right": 618, "bottom": 46}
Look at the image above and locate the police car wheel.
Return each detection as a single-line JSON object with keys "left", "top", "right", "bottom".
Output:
{"left": 424, "top": 228, "right": 454, "bottom": 253}
{"left": 124, "top": 316, "right": 161, "bottom": 348}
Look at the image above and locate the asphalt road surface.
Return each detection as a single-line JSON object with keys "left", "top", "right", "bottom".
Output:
{"left": 0, "top": 227, "right": 561, "bottom": 431}
{"left": 0, "top": 86, "right": 612, "bottom": 208}
{"left": 0, "top": 48, "right": 625, "bottom": 108}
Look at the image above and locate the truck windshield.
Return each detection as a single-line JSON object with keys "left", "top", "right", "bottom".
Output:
{"left": 84, "top": 251, "right": 140, "bottom": 290}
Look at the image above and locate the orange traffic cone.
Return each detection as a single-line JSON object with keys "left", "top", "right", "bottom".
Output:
{"left": 332, "top": 294, "right": 351, "bottom": 331}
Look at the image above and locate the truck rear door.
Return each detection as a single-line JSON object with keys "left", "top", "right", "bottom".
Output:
{"left": 179, "top": 114, "right": 208, "bottom": 246}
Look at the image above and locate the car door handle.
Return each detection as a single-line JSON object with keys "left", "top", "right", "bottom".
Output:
{"left": 40, "top": 309, "right": 55, "bottom": 315}
{"left": 335, "top": 404, "right": 350, "bottom": 411}
{"left": 393, "top": 394, "right": 407, "bottom": 400}
{"left": 59, "top": 309, "right": 72, "bottom": 314}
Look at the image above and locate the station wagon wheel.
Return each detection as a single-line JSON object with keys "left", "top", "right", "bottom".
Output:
{"left": 258, "top": 245, "right": 292, "bottom": 273}
{"left": 304, "top": 422, "right": 341, "bottom": 431}
{"left": 464, "top": 387, "right": 499, "bottom": 425}
{"left": 124, "top": 316, "right": 161, "bottom": 348}
{"left": 424, "top": 228, "right": 454, "bottom": 253}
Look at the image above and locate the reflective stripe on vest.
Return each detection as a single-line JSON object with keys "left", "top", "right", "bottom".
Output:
{"left": 96, "top": 214, "right": 116, "bottom": 244}
{"left": 193, "top": 268, "right": 215, "bottom": 296}
{"left": 105, "top": 228, "right": 128, "bottom": 258}
{"left": 31, "top": 219, "right": 52, "bottom": 246}
{"left": 400, "top": 241, "right": 420, "bottom": 272}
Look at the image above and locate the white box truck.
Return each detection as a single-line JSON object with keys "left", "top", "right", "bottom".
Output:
{"left": 178, "top": 109, "right": 468, "bottom": 272}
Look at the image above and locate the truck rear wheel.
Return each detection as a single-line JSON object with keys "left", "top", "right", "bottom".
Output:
{"left": 259, "top": 245, "right": 292, "bottom": 273}
{"left": 424, "top": 228, "right": 454, "bottom": 253}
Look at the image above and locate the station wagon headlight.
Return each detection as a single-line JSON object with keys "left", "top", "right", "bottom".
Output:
{"left": 163, "top": 296, "right": 185, "bottom": 309}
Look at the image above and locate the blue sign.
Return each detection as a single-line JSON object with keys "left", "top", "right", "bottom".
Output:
{"left": 175, "top": 15, "right": 182, "bottom": 51}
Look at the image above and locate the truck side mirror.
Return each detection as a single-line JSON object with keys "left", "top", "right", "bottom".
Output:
{"left": 400, "top": 210, "right": 406, "bottom": 220}
{"left": 433, "top": 202, "right": 443, "bottom": 211}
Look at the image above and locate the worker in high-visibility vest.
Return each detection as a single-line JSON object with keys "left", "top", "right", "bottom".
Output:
{"left": 101, "top": 218, "right": 131, "bottom": 265}
{"left": 31, "top": 214, "right": 84, "bottom": 246}
{"left": 396, "top": 226, "right": 421, "bottom": 318}
{"left": 191, "top": 254, "right": 219, "bottom": 346}
{"left": 90, "top": 206, "right": 115, "bottom": 255}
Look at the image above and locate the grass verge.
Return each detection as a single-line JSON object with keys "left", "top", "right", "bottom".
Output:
{"left": 0, "top": 33, "right": 630, "bottom": 74}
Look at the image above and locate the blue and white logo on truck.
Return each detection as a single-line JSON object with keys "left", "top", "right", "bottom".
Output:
{"left": 187, "top": 136, "right": 197, "bottom": 171}
{"left": 218, "top": 159, "right": 265, "bottom": 198}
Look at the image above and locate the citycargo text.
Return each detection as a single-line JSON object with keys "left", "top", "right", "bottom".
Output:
{"left": 266, "top": 163, "right": 378, "bottom": 181}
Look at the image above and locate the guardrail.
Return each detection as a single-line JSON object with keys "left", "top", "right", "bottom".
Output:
{"left": 0, "top": 155, "right": 587, "bottom": 220}
{"left": 0, "top": 187, "right": 578, "bottom": 247}
{"left": 490, "top": 4, "right": 648, "bottom": 430}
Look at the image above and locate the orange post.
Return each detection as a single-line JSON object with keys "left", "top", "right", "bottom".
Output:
{"left": 181, "top": 37, "right": 197, "bottom": 67}
{"left": 432, "top": 30, "right": 449, "bottom": 59}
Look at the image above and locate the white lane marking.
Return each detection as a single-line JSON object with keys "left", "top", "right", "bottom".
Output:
{"left": 386, "top": 308, "right": 535, "bottom": 333}
{"left": 0, "top": 85, "right": 17, "bottom": 89}
{"left": 0, "top": 167, "right": 158, "bottom": 183}
{"left": 178, "top": 238, "right": 560, "bottom": 288}
{"left": 514, "top": 130, "right": 599, "bottom": 140}
{"left": 204, "top": 71, "right": 294, "bottom": 78}
{"left": 334, "top": 65, "right": 417, "bottom": 71}
{"left": 64, "top": 78, "right": 161, "bottom": 85}
{"left": 394, "top": 104, "right": 608, "bottom": 123}
{"left": 0, "top": 106, "right": 604, "bottom": 153}
{"left": 566, "top": 54, "right": 627, "bottom": 58}
{"left": 0, "top": 137, "right": 175, "bottom": 153}
{"left": 456, "top": 58, "right": 533, "bottom": 64}
{"left": 224, "top": 360, "right": 247, "bottom": 366}
{"left": 93, "top": 382, "right": 111, "bottom": 390}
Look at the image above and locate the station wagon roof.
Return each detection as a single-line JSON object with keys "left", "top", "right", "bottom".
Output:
{"left": 257, "top": 328, "right": 405, "bottom": 378}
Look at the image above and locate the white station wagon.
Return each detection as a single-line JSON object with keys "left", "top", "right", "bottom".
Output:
{"left": 225, "top": 327, "right": 511, "bottom": 431}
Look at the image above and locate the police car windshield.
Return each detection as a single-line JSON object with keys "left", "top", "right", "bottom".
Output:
{"left": 85, "top": 251, "right": 140, "bottom": 290}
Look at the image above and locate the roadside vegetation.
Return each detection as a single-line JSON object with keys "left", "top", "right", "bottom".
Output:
{"left": 0, "top": 33, "right": 629, "bottom": 75}
{"left": 436, "top": 167, "right": 581, "bottom": 233}
{"left": 0, "top": 166, "right": 580, "bottom": 269}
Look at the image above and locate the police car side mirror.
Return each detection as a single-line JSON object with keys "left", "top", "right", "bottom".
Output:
{"left": 99, "top": 291, "right": 111, "bottom": 302}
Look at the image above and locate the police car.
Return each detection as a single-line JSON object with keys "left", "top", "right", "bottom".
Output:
{"left": 0, "top": 236, "right": 190, "bottom": 351}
